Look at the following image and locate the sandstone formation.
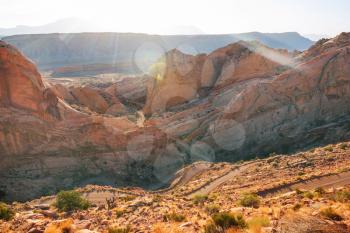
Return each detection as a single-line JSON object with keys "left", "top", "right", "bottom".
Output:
{"left": 0, "top": 41, "right": 60, "bottom": 120}
{"left": 1, "top": 33, "right": 350, "bottom": 202}
{"left": 0, "top": 40, "right": 169, "bottom": 201}
{"left": 143, "top": 41, "right": 292, "bottom": 115}
{"left": 143, "top": 33, "right": 350, "bottom": 162}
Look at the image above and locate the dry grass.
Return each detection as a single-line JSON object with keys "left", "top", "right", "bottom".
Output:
{"left": 153, "top": 223, "right": 185, "bottom": 233}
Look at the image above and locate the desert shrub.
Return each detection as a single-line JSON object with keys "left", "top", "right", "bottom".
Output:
{"left": 324, "top": 145, "right": 333, "bottom": 152}
{"left": 203, "top": 222, "right": 219, "bottom": 233}
{"left": 315, "top": 187, "right": 326, "bottom": 195}
{"left": 339, "top": 143, "right": 348, "bottom": 150}
{"left": 192, "top": 194, "right": 208, "bottom": 205}
{"left": 120, "top": 195, "right": 136, "bottom": 202}
{"left": 163, "top": 212, "right": 186, "bottom": 222}
{"left": 297, "top": 171, "right": 305, "bottom": 176}
{"left": 237, "top": 193, "right": 260, "bottom": 208}
{"left": 320, "top": 207, "right": 343, "bottom": 221}
{"left": 247, "top": 215, "right": 270, "bottom": 232}
{"left": 335, "top": 190, "right": 350, "bottom": 203}
{"left": 55, "top": 190, "right": 90, "bottom": 212}
{"left": 303, "top": 191, "right": 315, "bottom": 199}
{"left": 247, "top": 215, "right": 270, "bottom": 227}
{"left": 153, "top": 194, "right": 162, "bottom": 202}
{"left": 295, "top": 188, "right": 304, "bottom": 195}
{"left": 212, "top": 212, "right": 246, "bottom": 229}
{"left": 108, "top": 226, "right": 131, "bottom": 233}
{"left": 153, "top": 223, "right": 184, "bottom": 233}
{"left": 0, "top": 202, "right": 14, "bottom": 221}
{"left": 292, "top": 203, "right": 302, "bottom": 211}
{"left": 115, "top": 208, "right": 125, "bottom": 218}
{"left": 205, "top": 204, "right": 220, "bottom": 215}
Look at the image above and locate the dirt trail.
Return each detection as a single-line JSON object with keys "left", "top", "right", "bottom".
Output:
{"left": 153, "top": 162, "right": 212, "bottom": 194}
{"left": 188, "top": 163, "right": 253, "bottom": 197}
{"left": 258, "top": 170, "right": 350, "bottom": 197}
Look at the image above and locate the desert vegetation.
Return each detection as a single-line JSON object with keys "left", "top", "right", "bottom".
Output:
{"left": 55, "top": 190, "right": 90, "bottom": 212}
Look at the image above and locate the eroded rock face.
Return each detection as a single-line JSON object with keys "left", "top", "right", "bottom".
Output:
{"left": 143, "top": 49, "right": 207, "bottom": 115}
{"left": 145, "top": 33, "right": 350, "bottom": 161}
{"left": 0, "top": 41, "right": 60, "bottom": 119}
{"left": 143, "top": 42, "right": 291, "bottom": 115}
{"left": 50, "top": 84, "right": 128, "bottom": 116}
{"left": 0, "top": 40, "right": 170, "bottom": 201}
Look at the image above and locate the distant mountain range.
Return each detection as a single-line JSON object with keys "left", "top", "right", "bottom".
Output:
{"left": 2, "top": 31, "right": 314, "bottom": 72}
{"left": 0, "top": 18, "right": 102, "bottom": 37}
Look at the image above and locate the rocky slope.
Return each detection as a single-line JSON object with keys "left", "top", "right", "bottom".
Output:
{"left": 1, "top": 141, "right": 350, "bottom": 233}
{"left": 0, "top": 33, "right": 349, "bottom": 203}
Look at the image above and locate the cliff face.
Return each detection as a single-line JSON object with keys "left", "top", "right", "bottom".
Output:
{"left": 0, "top": 41, "right": 60, "bottom": 119}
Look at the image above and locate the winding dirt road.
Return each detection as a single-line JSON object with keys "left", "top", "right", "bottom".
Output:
{"left": 188, "top": 163, "right": 253, "bottom": 197}
{"left": 258, "top": 170, "right": 350, "bottom": 197}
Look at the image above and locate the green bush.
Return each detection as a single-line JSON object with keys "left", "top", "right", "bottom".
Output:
{"left": 213, "top": 212, "right": 246, "bottom": 229}
{"left": 320, "top": 207, "right": 342, "bottom": 221}
{"left": 238, "top": 193, "right": 260, "bottom": 208}
{"left": 108, "top": 226, "right": 131, "bottom": 233}
{"left": 55, "top": 190, "right": 90, "bottom": 212}
{"left": 192, "top": 194, "right": 208, "bottom": 205}
{"left": 163, "top": 212, "right": 186, "bottom": 222}
{"left": 0, "top": 202, "right": 14, "bottom": 221}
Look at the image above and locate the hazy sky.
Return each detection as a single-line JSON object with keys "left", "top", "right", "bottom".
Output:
{"left": 0, "top": 0, "right": 349, "bottom": 36}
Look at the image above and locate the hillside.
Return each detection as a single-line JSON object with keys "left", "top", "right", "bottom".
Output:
{"left": 1, "top": 142, "right": 350, "bottom": 232}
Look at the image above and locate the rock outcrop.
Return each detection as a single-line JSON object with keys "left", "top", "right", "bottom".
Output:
{"left": 143, "top": 42, "right": 293, "bottom": 115}
{"left": 0, "top": 41, "right": 60, "bottom": 120}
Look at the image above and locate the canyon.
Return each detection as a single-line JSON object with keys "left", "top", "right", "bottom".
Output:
{"left": 0, "top": 32, "right": 350, "bottom": 205}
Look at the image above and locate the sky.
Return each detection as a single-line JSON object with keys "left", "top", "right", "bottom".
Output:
{"left": 0, "top": 0, "right": 349, "bottom": 37}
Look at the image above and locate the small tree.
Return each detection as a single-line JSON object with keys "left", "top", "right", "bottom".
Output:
{"left": 55, "top": 190, "right": 90, "bottom": 212}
